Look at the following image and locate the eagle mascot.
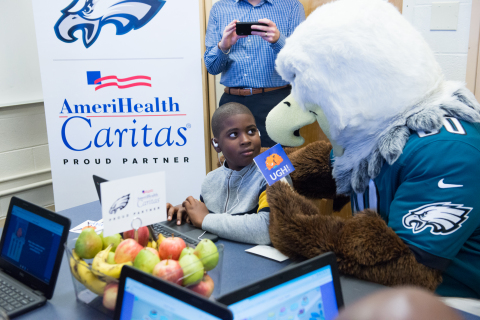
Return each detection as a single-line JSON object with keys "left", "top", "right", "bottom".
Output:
{"left": 265, "top": 0, "right": 480, "bottom": 298}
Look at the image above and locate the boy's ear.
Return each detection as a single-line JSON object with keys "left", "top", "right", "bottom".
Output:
{"left": 211, "top": 138, "right": 221, "bottom": 152}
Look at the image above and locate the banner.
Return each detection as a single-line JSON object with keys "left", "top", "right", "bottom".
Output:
{"left": 31, "top": 0, "right": 206, "bottom": 211}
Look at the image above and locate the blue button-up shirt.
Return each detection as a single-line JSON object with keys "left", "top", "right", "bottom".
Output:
{"left": 204, "top": 0, "right": 305, "bottom": 88}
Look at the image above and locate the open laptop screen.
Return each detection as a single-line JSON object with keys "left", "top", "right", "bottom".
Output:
{"left": 228, "top": 265, "right": 339, "bottom": 320}
{"left": 120, "top": 277, "right": 223, "bottom": 320}
{"left": 0, "top": 205, "right": 64, "bottom": 284}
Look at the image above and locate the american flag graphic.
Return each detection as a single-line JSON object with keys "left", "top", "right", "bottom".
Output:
{"left": 87, "top": 71, "right": 151, "bottom": 90}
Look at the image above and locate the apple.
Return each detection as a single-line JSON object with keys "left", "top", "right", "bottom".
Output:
{"left": 133, "top": 249, "right": 160, "bottom": 274}
{"left": 152, "top": 259, "right": 183, "bottom": 284}
{"left": 107, "top": 252, "right": 116, "bottom": 264}
{"left": 179, "top": 253, "right": 204, "bottom": 286}
{"left": 123, "top": 226, "right": 149, "bottom": 247}
{"left": 102, "top": 232, "right": 123, "bottom": 252}
{"left": 158, "top": 234, "right": 186, "bottom": 260}
{"left": 102, "top": 283, "right": 119, "bottom": 311}
{"left": 188, "top": 274, "right": 214, "bottom": 298}
{"left": 179, "top": 247, "right": 195, "bottom": 261}
{"left": 114, "top": 239, "right": 143, "bottom": 263}
{"left": 145, "top": 247, "right": 160, "bottom": 259}
{"left": 75, "top": 228, "right": 103, "bottom": 259}
{"left": 194, "top": 239, "right": 219, "bottom": 271}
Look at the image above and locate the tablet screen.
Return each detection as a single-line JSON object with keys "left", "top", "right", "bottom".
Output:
{"left": 228, "top": 265, "right": 339, "bottom": 320}
{"left": 120, "top": 277, "right": 222, "bottom": 320}
{"left": 0, "top": 205, "right": 64, "bottom": 284}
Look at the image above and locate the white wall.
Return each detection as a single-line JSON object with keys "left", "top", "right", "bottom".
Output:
{"left": 404, "top": 0, "right": 471, "bottom": 82}
{"left": 0, "top": 0, "right": 53, "bottom": 218}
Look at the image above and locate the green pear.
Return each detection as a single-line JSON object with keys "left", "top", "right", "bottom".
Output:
{"left": 75, "top": 228, "right": 103, "bottom": 259}
{"left": 133, "top": 249, "right": 160, "bottom": 274}
{"left": 107, "top": 252, "right": 116, "bottom": 264}
{"left": 179, "top": 247, "right": 195, "bottom": 261}
{"left": 102, "top": 232, "right": 122, "bottom": 252}
{"left": 179, "top": 253, "right": 204, "bottom": 286}
{"left": 194, "top": 239, "right": 219, "bottom": 271}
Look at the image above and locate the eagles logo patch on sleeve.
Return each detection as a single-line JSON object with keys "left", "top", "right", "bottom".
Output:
{"left": 403, "top": 202, "right": 472, "bottom": 235}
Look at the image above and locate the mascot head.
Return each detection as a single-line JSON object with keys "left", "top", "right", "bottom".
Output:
{"left": 268, "top": 0, "right": 480, "bottom": 194}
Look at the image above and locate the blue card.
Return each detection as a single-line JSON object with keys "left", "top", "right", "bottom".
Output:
{"left": 253, "top": 144, "right": 295, "bottom": 186}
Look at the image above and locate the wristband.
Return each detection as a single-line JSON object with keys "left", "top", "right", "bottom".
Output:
{"left": 218, "top": 42, "right": 231, "bottom": 54}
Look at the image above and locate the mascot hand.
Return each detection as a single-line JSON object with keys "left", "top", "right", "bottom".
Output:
{"left": 268, "top": 181, "right": 344, "bottom": 261}
{"left": 268, "top": 183, "right": 442, "bottom": 290}
{"left": 289, "top": 141, "right": 338, "bottom": 199}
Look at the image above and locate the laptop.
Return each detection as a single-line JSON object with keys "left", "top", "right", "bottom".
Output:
{"left": 217, "top": 252, "right": 344, "bottom": 320}
{"left": 114, "top": 265, "right": 233, "bottom": 320}
{"left": 93, "top": 175, "right": 218, "bottom": 245}
{"left": 0, "top": 197, "right": 71, "bottom": 317}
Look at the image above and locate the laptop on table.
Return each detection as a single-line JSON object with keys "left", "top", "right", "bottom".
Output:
{"left": 0, "top": 197, "right": 71, "bottom": 318}
{"left": 217, "top": 252, "right": 344, "bottom": 320}
{"left": 93, "top": 175, "right": 218, "bottom": 245}
{"left": 114, "top": 265, "right": 232, "bottom": 320}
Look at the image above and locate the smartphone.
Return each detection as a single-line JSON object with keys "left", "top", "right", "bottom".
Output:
{"left": 236, "top": 22, "right": 268, "bottom": 36}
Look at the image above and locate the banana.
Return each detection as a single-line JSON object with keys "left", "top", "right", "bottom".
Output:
{"left": 147, "top": 240, "right": 158, "bottom": 249}
{"left": 69, "top": 250, "right": 83, "bottom": 283}
{"left": 91, "top": 244, "right": 133, "bottom": 279}
{"left": 70, "top": 249, "right": 106, "bottom": 296}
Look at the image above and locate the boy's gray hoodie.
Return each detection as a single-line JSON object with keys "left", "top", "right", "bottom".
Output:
{"left": 201, "top": 161, "right": 270, "bottom": 245}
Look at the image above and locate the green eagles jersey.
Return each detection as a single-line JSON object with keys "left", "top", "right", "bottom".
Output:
{"left": 351, "top": 117, "right": 480, "bottom": 298}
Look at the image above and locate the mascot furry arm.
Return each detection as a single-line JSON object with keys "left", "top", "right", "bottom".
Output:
{"left": 266, "top": 0, "right": 480, "bottom": 296}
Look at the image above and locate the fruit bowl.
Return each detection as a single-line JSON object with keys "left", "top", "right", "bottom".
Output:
{"left": 65, "top": 237, "right": 224, "bottom": 318}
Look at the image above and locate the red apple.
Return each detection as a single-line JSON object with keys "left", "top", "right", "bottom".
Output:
{"left": 123, "top": 226, "right": 149, "bottom": 247}
{"left": 188, "top": 274, "right": 214, "bottom": 298}
{"left": 103, "top": 283, "right": 119, "bottom": 311}
{"left": 158, "top": 234, "right": 186, "bottom": 260}
{"left": 114, "top": 239, "right": 143, "bottom": 263}
{"left": 152, "top": 259, "right": 183, "bottom": 284}
{"left": 145, "top": 247, "right": 160, "bottom": 259}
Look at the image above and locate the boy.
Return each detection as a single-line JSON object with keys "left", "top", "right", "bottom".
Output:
{"left": 166, "top": 102, "right": 270, "bottom": 244}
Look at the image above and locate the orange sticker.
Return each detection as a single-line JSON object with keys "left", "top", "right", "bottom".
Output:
{"left": 265, "top": 154, "right": 283, "bottom": 170}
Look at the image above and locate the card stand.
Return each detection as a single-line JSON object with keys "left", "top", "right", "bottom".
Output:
{"left": 64, "top": 238, "right": 224, "bottom": 318}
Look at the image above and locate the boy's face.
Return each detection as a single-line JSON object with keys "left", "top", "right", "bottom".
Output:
{"left": 215, "top": 113, "right": 261, "bottom": 171}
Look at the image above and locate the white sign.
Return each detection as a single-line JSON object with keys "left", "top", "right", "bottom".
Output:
{"left": 101, "top": 172, "right": 166, "bottom": 236}
{"left": 31, "top": 0, "right": 206, "bottom": 211}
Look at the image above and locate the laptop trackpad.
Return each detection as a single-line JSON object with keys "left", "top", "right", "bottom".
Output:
{"left": 161, "top": 220, "right": 219, "bottom": 242}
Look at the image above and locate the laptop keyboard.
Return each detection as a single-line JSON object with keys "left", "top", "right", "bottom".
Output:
{"left": 0, "top": 280, "right": 35, "bottom": 312}
{"left": 151, "top": 223, "right": 200, "bottom": 245}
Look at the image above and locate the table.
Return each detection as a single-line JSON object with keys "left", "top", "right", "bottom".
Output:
{"left": 15, "top": 200, "right": 386, "bottom": 320}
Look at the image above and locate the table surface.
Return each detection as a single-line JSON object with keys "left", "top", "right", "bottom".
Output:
{"left": 13, "top": 200, "right": 386, "bottom": 320}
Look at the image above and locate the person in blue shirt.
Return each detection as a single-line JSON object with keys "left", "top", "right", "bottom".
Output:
{"left": 204, "top": 0, "right": 305, "bottom": 147}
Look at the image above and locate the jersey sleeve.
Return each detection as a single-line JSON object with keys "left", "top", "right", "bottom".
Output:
{"left": 257, "top": 184, "right": 270, "bottom": 213}
{"left": 387, "top": 139, "right": 480, "bottom": 270}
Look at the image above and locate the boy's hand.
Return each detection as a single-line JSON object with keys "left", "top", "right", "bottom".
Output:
{"left": 166, "top": 203, "right": 187, "bottom": 225}
{"left": 182, "top": 197, "right": 209, "bottom": 228}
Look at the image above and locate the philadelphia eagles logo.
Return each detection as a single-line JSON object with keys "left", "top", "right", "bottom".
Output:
{"left": 403, "top": 202, "right": 471, "bottom": 235}
{"left": 109, "top": 194, "right": 130, "bottom": 214}
{"left": 54, "top": 0, "right": 166, "bottom": 48}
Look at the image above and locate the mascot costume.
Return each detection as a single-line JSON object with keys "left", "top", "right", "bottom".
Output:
{"left": 265, "top": 0, "right": 480, "bottom": 298}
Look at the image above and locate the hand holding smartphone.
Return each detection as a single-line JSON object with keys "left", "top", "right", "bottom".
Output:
{"left": 236, "top": 22, "right": 269, "bottom": 36}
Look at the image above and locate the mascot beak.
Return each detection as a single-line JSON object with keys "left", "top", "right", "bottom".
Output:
{"left": 266, "top": 94, "right": 345, "bottom": 156}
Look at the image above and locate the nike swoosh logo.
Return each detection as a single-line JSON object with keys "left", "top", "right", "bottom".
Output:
{"left": 438, "top": 179, "right": 463, "bottom": 189}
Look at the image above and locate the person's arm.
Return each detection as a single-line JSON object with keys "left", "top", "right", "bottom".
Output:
{"left": 251, "top": 3, "right": 305, "bottom": 53}
{"left": 183, "top": 191, "right": 271, "bottom": 245}
{"left": 204, "top": 7, "right": 246, "bottom": 75}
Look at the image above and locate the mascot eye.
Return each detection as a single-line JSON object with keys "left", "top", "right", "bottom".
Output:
{"left": 284, "top": 102, "right": 291, "bottom": 107}
{"left": 309, "top": 111, "right": 318, "bottom": 116}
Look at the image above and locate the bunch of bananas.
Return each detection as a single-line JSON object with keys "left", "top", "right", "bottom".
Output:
{"left": 91, "top": 245, "right": 133, "bottom": 279}
{"left": 69, "top": 249, "right": 107, "bottom": 296}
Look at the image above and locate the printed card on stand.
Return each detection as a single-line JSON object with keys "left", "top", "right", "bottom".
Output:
{"left": 101, "top": 172, "right": 166, "bottom": 237}
{"left": 253, "top": 144, "right": 295, "bottom": 185}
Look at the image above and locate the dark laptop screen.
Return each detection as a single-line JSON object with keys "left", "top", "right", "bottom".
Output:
{"left": 228, "top": 265, "right": 339, "bottom": 320}
{"left": 0, "top": 205, "right": 64, "bottom": 284}
{"left": 120, "top": 277, "right": 223, "bottom": 320}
